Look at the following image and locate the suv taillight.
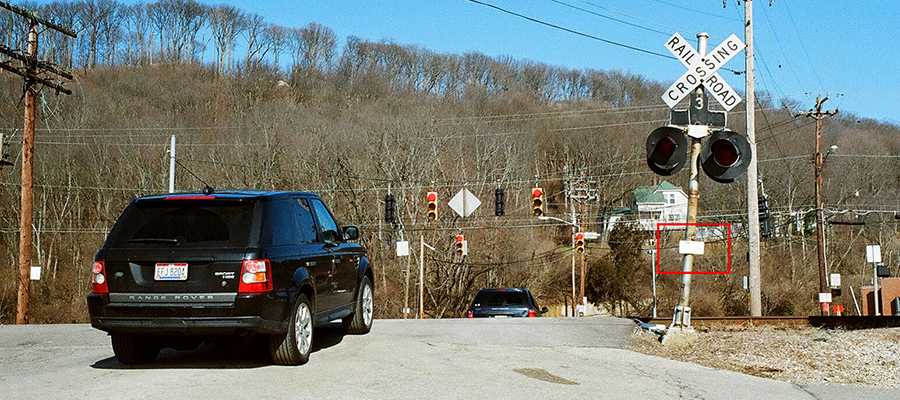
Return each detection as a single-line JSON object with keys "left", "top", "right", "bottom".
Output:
{"left": 528, "top": 308, "right": 536, "bottom": 318}
{"left": 91, "top": 261, "right": 108, "bottom": 294}
{"left": 467, "top": 311, "right": 473, "bottom": 318}
{"left": 238, "top": 259, "right": 272, "bottom": 294}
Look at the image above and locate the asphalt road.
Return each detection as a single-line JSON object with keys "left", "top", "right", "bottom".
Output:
{"left": 1, "top": 317, "right": 897, "bottom": 399}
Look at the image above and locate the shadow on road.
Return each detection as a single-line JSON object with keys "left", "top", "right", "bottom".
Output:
{"left": 91, "top": 323, "right": 347, "bottom": 369}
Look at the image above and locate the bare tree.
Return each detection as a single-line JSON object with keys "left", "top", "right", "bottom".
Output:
{"left": 243, "top": 13, "right": 267, "bottom": 66}
{"left": 208, "top": 4, "right": 243, "bottom": 74}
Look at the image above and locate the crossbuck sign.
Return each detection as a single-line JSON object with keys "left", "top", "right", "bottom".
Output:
{"left": 662, "top": 33, "right": 745, "bottom": 111}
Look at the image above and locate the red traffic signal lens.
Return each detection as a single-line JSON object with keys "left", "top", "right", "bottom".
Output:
{"left": 427, "top": 192, "right": 437, "bottom": 202}
{"left": 575, "top": 232, "right": 584, "bottom": 240}
{"left": 655, "top": 137, "right": 676, "bottom": 157}
{"left": 455, "top": 235, "right": 464, "bottom": 242}
{"left": 532, "top": 188, "right": 543, "bottom": 197}
{"left": 711, "top": 139, "right": 739, "bottom": 167}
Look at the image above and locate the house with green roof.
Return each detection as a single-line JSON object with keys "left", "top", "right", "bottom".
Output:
{"left": 630, "top": 180, "right": 687, "bottom": 231}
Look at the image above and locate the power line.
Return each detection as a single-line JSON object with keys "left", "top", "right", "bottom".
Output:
{"left": 464, "top": 0, "right": 678, "bottom": 60}
{"left": 547, "top": 0, "right": 670, "bottom": 36}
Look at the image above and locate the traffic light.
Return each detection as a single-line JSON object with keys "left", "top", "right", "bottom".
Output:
{"left": 758, "top": 194, "right": 771, "bottom": 238}
{"left": 575, "top": 232, "right": 585, "bottom": 254}
{"left": 646, "top": 125, "right": 688, "bottom": 176}
{"left": 700, "top": 129, "right": 752, "bottom": 183}
{"left": 384, "top": 194, "right": 395, "bottom": 223}
{"left": 455, "top": 234, "right": 467, "bottom": 256}
{"left": 426, "top": 191, "right": 438, "bottom": 220}
{"left": 495, "top": 188, "right": 505, "bottom": 217}
{"left": 531, "top": 188, "right": 545, "bottom": 217}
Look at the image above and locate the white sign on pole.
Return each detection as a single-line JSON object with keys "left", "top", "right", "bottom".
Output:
{"left": 678, "top": 240, "right": 705, "bottom": 255}
{"left": 866, "top": 245, "right": 882, "bottom": 263}
{"left": 30, "top": 266, "right": 41, "bottom": 280}
{"left": 448, "top": 188, "right": 481, "bottom": 218}
{"left": 396, "top": 241, "right": 410, "bottom": 257}
{"left": 818, "top": 292, "right": 832, "bottom": 303}
{"left": 829, "top": 273, "right": 841, "bottom": 288}
{"left": 662, "top": 32, "right": 745, "bottom": 111}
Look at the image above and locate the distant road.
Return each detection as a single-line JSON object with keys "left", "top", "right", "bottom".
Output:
{"left": 1, "top": 317, "right": 896, "bottom": 399}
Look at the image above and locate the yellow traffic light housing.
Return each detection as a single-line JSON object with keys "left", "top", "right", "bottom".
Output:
{"left": 531, "top": 188, "right": 545, "bottom": 217}
{"left": 426, "top": 191, "right": 438, "bottom": 220}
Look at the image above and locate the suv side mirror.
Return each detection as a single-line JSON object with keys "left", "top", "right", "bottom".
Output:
{"left": 540, "top": 307, "right": 549, "bottom": 314}
{"left": 343, "top": 226, "right": 359, "bottom": 241}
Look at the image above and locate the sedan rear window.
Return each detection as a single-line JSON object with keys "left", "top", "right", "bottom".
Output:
{"left": 108, "top": 200, "right": 255, "bottom": 248}
{"left": 472, "top": 291, "right": 529, "bottom": 307}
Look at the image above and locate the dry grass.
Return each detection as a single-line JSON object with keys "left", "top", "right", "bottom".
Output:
{"left": 632, "top": 326, "right": 900, "bottom": 387}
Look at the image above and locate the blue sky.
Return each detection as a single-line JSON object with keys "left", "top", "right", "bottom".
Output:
{"left": 230, "top": 0, "right": 900, "bottom": 124}
{"left": 66, "top": 1, "right": 900, "bottom": 124}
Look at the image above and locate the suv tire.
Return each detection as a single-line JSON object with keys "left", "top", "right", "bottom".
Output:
{"left": 111, "top": 334, "right": 160, "bottom": 365}
{"left": 269, "top": 293, "right": 313, "bottom": 365}
{"left": 342, "top": 276, "right": 373, "bottom": 334}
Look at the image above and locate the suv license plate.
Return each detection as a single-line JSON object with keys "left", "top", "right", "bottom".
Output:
{"left": 155, "top": 263, "right": 188, "bottom": 281}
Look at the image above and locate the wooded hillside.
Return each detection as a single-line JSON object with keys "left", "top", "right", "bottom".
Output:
{"left": 1, "top": 1, "right": 898, "bottom": 323}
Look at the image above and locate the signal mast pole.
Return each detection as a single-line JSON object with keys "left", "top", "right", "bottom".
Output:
{"left": 671, "top": 33, "right": 709, "bottom": 331}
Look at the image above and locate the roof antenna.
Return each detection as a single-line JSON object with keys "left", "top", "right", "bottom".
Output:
{"left": 174, "top": 159, "right": 214, "bottom": 194}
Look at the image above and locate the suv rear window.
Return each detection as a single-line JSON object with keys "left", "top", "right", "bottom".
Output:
{"left": 472, "top": 291, "right": 529, "bottom": 307}
{"left": 107, "top": 200, "right": 256, "bottom": 248}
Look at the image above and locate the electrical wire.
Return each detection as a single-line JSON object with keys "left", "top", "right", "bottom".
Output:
{"left": 464, "top": 0, "right": 679, "bottom": 60}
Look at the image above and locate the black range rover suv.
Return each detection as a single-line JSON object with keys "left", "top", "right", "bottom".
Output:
{"left": 87, "top": 190, "right": 373, "bottom": 365}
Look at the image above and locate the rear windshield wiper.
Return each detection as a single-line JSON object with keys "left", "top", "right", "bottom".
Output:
{"left": 128, "top": 238, "right": 180, "bottom": 244}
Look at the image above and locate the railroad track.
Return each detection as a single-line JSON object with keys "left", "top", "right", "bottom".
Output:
{"left": 635, "top": 315, "right": 900, "bottom": 330}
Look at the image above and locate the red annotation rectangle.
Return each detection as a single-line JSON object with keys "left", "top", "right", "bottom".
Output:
{"left": 656, "top": 223, "right": 731, "bottom": 275}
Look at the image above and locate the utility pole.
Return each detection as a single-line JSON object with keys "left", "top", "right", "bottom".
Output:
{"left": 796, "top": 95, "right": 838, "bottom": 315}
{"left": 744, "top": 0, "right": 763, "bottom": 317}
{"left": 168, "top": 135, "right": 176, "bottom": 192}
{"left": 0, "top": 2, "right": 76, "bottom": 325}
{"left": 418, "top": 234, "right": 425, "bottom": 319}
{"left": 567, "top": 175, "right": 596, "bottom": 316}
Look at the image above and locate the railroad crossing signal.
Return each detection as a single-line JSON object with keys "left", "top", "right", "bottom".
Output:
{"left": 646, "top": 126, "right": 688, "bottom": 176}
{"left": 670, "top": 88, "right": 725, "bottom": 128}
{"left": 662, "top": 32, "right": 745, "bottom": 111}
{"left": 531, "top": 188, "right": 545, "bottom": 217}
{"left": 699, "top": 129, "right": 752, "bottom": 183}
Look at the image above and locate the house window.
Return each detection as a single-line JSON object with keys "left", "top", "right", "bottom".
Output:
{"left": 665, "top": 193, "right": 676, "bottom": 204}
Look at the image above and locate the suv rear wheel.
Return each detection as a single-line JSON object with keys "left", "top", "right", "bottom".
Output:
{"left": 111, "top": 334, "right": 160, "bottom": 365}
{"left": 269, "top": 293, "right": 313, "bottom": 365}
{"left": 342, "top": 276, "right": 373, "bottom": 334}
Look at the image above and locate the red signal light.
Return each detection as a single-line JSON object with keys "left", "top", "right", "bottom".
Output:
{"left": 455, "top": 234, "right": 466, "bottom": 256}
{"left": 711, "top": 139, "right": 740, "bottom": 167}
{"left": 646, "top": 126, "right": 688, "bottom": 176}
{"left": 700, "top": 129, "right": 752, "bottom": 184}
{"left": 426, "top": 191, "right": 438, "bottom": 220}
{"left": 575, "top": 232, "right": 585, "bottom": 254}
{"left": 531, "top": 188, "right": 545, "bottom": 217}
{"left": 528, "top": 309, "right": 536, "bottom": 317}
